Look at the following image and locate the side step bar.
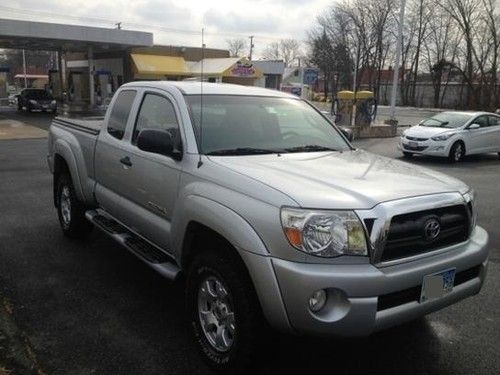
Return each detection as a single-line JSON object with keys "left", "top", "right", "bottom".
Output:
{"left": 85, "top": 209, "right": 181, "bottom": 281}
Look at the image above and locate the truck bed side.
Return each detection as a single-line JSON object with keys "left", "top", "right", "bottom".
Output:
{"left": 48, "top": 116, "right": 104, "bottom": 205}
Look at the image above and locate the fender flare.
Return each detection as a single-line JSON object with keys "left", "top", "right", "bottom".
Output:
{"left": 172, "top": 195, "right": 292, "bottom": 332}
{"left": 53, "top": 138, "right": 85, "bottom": 201}
{"left": 172, "top": 194, "right": 269, "bottom": 259}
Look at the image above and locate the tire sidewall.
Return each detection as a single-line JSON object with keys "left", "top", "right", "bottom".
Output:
{"left": 56, "top": 175, "right": 74, "bottom": 231}
{"left": 450, "top": 142, "right": 465, "bottom": 162}
{"left": 187, "top": 262, "right": 239, "bottom": 369}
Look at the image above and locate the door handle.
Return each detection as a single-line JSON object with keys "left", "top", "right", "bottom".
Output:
{"left": 120, "top": 156, "right": 132, "bottom": 167}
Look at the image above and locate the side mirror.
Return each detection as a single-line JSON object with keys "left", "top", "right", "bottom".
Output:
{"left": 341, "top": 127, "right": 354, "bottom": 142}
{"left": 468, "top": 123, "right": 480, "bottom": 130}
{"left": 137, "top": 129, "right": 181, "bottom": 159}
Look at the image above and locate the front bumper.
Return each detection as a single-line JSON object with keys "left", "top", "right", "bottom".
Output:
{"left": 268, "top": 226, "right": 488, "bottom": 336}
{"left": 398, "top": 137, "right": 451, "bottom": 157}
{"left": 29, "top": 102, "right": 57, "bottom": 111}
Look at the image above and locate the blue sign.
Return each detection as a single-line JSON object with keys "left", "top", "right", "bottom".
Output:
{"left": 303, "top": 68, "right": 318, "bottom": 85}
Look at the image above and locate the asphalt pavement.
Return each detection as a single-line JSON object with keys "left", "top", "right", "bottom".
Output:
{"left": 0, "top": 108, "right": 499, "bottom": 374}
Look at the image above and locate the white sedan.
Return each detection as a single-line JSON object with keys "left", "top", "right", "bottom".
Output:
{"left": 399, "top": 111, "right": 500, "bottom": 162}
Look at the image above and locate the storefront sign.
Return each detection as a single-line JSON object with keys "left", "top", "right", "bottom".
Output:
{"left": 303, "top": 68, "right": 319, "bottom": 85}
{"left": 230, "top": 61, "right": 256, "bottom": 77}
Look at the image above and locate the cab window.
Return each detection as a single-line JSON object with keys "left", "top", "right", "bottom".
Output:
{"left": 473, "top": 116, "right": 489, "bottom": 128}
{"left": 487, "top": 115, "right": 500, "bottom": 127}
{"left": 132, "top": 93, "right": 180, "bottom": 146}
{"left": 107, "top": 90, "right": 137, "bottom": 140}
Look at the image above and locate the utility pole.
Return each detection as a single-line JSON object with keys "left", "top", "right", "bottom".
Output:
{"left": 22, "top": 49, "right": 27, "bottom": 88}
{"left": 351, "top": 43, "right": 360, "bottom": 127}
{"left": 248, "top": 36, "right": 254, "bottom": 60}
{"left": 389, "top": 0, "right": 407, "bottom": 121}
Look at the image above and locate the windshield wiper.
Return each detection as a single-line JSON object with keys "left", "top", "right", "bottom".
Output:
{"left": 284, "top": 145, "right": 338, "bottom": 153}
{"left": 205, "top": 147, "right": 281, "bottom": 156}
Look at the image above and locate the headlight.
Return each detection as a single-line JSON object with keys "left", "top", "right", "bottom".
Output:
{"left": 431, "top": 133, "right": 455, "bottom": 141}
{"left": 29, "top": 99, "right": 38, "bottom": 105}
{"left": 281, "top": 207, "right": 368, "bottom": 257}
{"left": 462, "top": 189, "right": 477, "bottom": 230}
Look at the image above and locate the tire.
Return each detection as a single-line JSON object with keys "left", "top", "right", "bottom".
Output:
{"left": 56, "top": 173, "right": 93, "bottom": 239}
{"left": 403, "top": 152, "right": 413, "bottom": 158}
{"left": 186, "top": 248, "right": 265, "bottom": 373}
{"left": 449, "top": 141, "right": 465, "bottom": 163}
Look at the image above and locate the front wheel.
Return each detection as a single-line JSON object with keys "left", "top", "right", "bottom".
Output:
{"left": 449, "top": 142, "right": 465, "bottom": 163}
{"left": 56, "top": 173, "right": 93, "bottom": 239}
{"left": 186, "top": 249, "right": 265, "bottom": 373}
{"left": 403, "top": 152, "right": 413, "bottom": 158}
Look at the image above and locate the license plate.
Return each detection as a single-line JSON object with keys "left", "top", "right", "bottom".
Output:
{"left": 409, "top": 141, "right": 419, "bottom": 148}
{"left": 42, "top": 105, "right": 49, "bottom": 108}
{"left": 420, "top": 268, "right": 455, "bottom": 303}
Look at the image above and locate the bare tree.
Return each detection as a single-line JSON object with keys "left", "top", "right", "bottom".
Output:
{"left": 263, "top": 39, "right": 302, "bottom": 66}
{"left": 309, "top": 0, "right": 500, "bottom": 110}
{"left": 226, "top": 38, "right": 247, "bottom": 57}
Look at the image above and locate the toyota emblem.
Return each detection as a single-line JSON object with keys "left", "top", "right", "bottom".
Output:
{"left": 423, "top": 218, "right": 441, "bottom": 241}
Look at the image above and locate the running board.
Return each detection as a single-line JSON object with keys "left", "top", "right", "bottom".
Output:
{"left": 85, "top": 209, "right": 180, "bottom": 280}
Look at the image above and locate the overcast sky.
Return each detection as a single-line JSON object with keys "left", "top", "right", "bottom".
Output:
{"left": 2, "top": 0, "right": 333, "bottom": 57}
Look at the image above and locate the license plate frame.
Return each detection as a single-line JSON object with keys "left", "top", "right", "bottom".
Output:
{"left": 420, "top": 268, "right": 456, "bottom": 303}
{"left": 409, "top": 141, "right": 419, "bottom": 148}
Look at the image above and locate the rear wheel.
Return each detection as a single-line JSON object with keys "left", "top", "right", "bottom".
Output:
{"left": 56, "top": 173, "right": 93, "bottom": 239}
{"left": 403, "top": 152, "right": 413, "bottom": 158}
{"left": 186, "top": 248, "right": 265, "bottom": 373}
{"left": 448, "top": 142, "right": 465, "bottom": 163}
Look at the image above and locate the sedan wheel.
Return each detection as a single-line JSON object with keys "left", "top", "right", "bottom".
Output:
{"left": 449, "top": 142, "right": 464, "bottom": 163}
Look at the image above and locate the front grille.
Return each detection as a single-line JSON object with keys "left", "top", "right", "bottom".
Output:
{"left": 406, "top": 136, "right": 428, "bottom": 141}
{"left": 377, "top": 265, "right": 481, "bottom": 311}
{"left": 381, "top": 205, "right": 470, "bottom": 262}
{"left": 403, "top": 144, "right": 428, "bottom": 151}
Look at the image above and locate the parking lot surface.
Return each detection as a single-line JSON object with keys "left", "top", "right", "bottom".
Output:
{"left": 0, "top": 108, "right": 499, "bottom": 374}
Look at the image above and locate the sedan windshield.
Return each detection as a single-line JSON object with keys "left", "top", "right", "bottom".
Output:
{"left": 25, "top": 90, "right": 53, "bottom": 100}
{"left": 185, "top": 95, "right": 351, "bottom": 155}
{"left": 419, "top": 112, "right": 473, "bottom": 128}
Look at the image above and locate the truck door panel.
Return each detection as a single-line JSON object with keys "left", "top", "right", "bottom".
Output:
{"left": 94, "top": 89, "right": 138, "bottom": 222}
{"left": 116, "top": 91, "right": 182, "bottom": 251}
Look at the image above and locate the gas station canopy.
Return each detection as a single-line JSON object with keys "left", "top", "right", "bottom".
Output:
{"left": 0, "top": 18, "right": 153, "bottom": 52}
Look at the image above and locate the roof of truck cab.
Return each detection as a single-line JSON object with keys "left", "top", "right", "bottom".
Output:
{"left": 121, "top": 81, "right": 296, "bottom": 98}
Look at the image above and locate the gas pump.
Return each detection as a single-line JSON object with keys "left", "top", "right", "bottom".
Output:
{"left": 331, "top": 90, "right": 354, "bottom": 126}
{"left": 354, "top": 90, "right": 377, "bottom": 126}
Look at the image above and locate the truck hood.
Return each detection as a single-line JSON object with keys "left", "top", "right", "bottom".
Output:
{"left": 209, "top": 149, "right": 468, "bottom": 209}
{"left": 404, "top": 125, "right": 459, "bottom": 138}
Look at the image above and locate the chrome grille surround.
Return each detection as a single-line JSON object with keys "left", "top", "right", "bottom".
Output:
{"left": 356, "top": 192, "right": 473, "bottom": 267}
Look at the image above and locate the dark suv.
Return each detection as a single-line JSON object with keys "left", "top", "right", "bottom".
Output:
{"left": 17, "top": 89, "right": 57, "bottom": 113}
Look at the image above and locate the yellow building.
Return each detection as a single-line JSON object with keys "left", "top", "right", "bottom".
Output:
{"left": 130, "top": 54, "right": 263, "bottom": 86}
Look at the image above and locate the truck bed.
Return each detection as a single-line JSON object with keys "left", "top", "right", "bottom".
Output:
{"left": 52, "top": 115, "right": 104, "bottom": 135}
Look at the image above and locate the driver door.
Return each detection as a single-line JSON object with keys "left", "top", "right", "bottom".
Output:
{"left": 466, "top": 115, "right": 490, "bottom": 154}
{"left": 487, "top": 115, "right": 500, "bottom": 152}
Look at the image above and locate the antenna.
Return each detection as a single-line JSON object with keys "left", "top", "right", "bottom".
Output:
{"left": 197, "top": 27, "right": 205, "bottom": 168}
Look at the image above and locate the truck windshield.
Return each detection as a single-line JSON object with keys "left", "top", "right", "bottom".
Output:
{"left": 185, "top": 95, "right": 351, "bottom": 155}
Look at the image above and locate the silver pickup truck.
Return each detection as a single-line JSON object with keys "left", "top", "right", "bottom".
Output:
{"left": 48, "top": 82, "right": 489, "bottom": 372}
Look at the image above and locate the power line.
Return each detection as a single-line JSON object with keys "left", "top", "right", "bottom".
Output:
{"left": 0, "top": 5, "right": 307, "bottom": 43}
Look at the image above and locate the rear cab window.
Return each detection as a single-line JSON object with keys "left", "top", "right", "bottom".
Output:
{"left": 107, "top": 90, "right": 137, "bottom": 140}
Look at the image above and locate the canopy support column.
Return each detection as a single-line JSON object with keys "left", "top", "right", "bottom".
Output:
{"left": 88, "top": 46, "right": 95, "bottom": 107}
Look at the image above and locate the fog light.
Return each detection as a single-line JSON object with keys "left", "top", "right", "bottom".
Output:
{"left": 309, "top": 289, "right": 327, "bottom": 312}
